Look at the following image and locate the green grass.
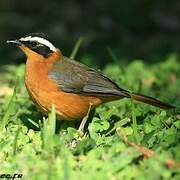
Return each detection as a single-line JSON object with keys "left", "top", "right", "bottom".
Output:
{"left": 0, "top": 53, "right": 180, "bottom": 179}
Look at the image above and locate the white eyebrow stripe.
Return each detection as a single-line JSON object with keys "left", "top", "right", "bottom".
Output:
{"left": 20, "top": 36, "right": 56, "bottom": 51}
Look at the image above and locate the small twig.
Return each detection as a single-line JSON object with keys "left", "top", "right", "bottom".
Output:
{"left": 117, "top": 127, "right": 154, "bottom": 158}
{"left": 117, "top": 127, "right": 180, "bottom": 169}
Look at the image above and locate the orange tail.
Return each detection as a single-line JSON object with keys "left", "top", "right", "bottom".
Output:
{"left": 131, "top": 93, "right": 175, "bottom": 109}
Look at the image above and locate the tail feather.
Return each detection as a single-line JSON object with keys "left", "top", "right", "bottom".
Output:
{"left": 130, "top": 93, "right": 175, "bottom": 109}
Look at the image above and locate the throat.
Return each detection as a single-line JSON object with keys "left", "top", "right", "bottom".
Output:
{"left": 25, "top": 50, "right": 61, "bottom": 92}
{"left": 25, "top": 59, "right": 49, "bottom": 92}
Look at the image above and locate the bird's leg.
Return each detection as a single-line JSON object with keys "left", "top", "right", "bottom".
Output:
{"left": 69, "top": 104, "right": 93, "bottom": 149}
{"left": 78, "top": 103, "right": 92, "bottom": 133}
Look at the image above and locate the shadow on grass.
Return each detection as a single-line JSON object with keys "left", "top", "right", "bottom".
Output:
{"left": 18, "top": 104, "right": 96, "bottom": 133}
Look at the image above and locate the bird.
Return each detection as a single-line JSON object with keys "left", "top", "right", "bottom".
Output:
{"left": 7, "top": 33, "right": 175, "bottom": 130}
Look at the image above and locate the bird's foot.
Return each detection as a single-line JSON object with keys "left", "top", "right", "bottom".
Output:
{"left": 69, "top": 132, "right": 88, "bottom": 149}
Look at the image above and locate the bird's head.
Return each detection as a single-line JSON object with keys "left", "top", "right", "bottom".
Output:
{"left": 7, "top": 33, "right": 58, "bottom": 58}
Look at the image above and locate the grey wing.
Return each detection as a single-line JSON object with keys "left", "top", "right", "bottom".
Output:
{"left": 48, "top": 56, "right": 129, "bottom": 97}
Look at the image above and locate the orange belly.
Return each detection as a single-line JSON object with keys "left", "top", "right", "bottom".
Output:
{"left": 26, "top": 85, "right": 103, "bottom": 120}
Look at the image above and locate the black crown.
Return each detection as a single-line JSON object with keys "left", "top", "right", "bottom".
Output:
{"left": 23, "top": 33, "right": 49, "bottom": 39}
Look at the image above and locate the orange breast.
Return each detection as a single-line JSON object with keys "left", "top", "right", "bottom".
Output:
{"left": 25, "top": 52, "right": 103, "bottom": 120}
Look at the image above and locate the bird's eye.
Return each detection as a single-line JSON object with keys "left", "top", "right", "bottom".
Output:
{"left": 30, "top": 41, "right": 38, "bottom": 48}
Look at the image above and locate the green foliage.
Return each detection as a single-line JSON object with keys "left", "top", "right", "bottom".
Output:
{"left": 0, "top": 55, "right": 179, "bottom": 179}
{"left": 2, "top": 1, "right": 180, "bottom": 66}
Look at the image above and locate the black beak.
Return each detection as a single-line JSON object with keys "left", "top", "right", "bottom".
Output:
{"left": 6, "top": 40, "right": 22, "bottom": 46}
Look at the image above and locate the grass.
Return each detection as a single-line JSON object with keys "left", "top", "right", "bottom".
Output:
{"left": 0, "top": 49, "right": 180, "bottom": 179}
